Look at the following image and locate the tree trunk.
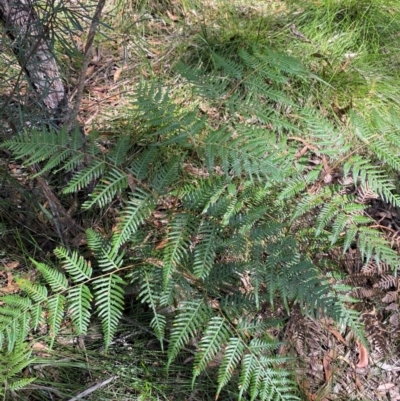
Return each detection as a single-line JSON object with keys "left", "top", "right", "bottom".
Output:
{"left": 0, "top": 0, "right": 69, "bottom": 124}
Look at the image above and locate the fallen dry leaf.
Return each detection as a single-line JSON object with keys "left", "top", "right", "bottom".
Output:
{"left": 377, "top": 383, "right": 395, "bottom": 392}
{"left": 323, "top": 353, "right": 333, "bottom": 382}
{"left": 328, "top": 326, "right": 347, "bottom": 345}
{"left": 166, "top": 10, "right": 179, "bottom": 21}
{"left": 356, "top": 340, "right": 369, "bottom": 368}
{"left": 113, "top": 67, "right": 123, "bottom": 83}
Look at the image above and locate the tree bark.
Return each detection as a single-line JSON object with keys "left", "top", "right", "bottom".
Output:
{"left": 0, "top": 0, "right": 69, "bottom": 124}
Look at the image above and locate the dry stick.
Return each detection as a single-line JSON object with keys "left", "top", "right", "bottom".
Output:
{"left": 65, "top": 0, "right": 106, "bottom": 133}
{"left": 67, "top": 376, "right": 117, "bottom": 401}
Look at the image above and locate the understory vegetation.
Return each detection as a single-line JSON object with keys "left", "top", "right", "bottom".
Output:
{"left": 1, "top": 0, "right": 400, "bottom": 400}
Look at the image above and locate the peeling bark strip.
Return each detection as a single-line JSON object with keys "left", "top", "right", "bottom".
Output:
{"left": 0, "top": 0, "right": 68, "bottom": 122}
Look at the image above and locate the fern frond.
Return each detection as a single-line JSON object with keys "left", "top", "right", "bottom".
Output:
{"left": 63, "top": 159, "right": 106, "bottom": 193}
{"left": 93, "top": 274, "right": 126, "bottom": 349}
{"left": 83, "top": 167, "right": 128, "bottom": 209}
{"left": 167, "top": 300, "right": 211, "bottom": 368}
{"left": 163, "top": 213, "right": 197, "bottom": 288}
{"left": 205, "top": 127, "right": 287, "bottom": 181}
{"left": 86, "top": 229, "right": 124, "bottom": 271}
{"left": 16, "top": 279, "right": 48, "bottom": 302}
{"left": 151, "top": 157, "right": 182, "bottom": 194}
{"left": 107, "top": 134, "right": 132, "bottom": 166}
{"left": 193, "top": 317, "right": 231, "bottom": 383}
{"left": 47, "top": 294, "right": 66, "bottom": 346}
{"left": 217, "top": 337, "right": 245, "bottom": 396}
{"left": 137, "top": 267, "right": 165, "bottom": 344}
{"left": 358, "top": 227, "right": 399, "bottom": 268}
{"left": 352, "top": 111, "right": 400, "bottom": 171}
{"left": 54, "top": 248, "right": 92, "bottom": 282}
{"left": 67, "top": 285, "right": 92, "bottom": 335}
{"left": 9, "top": 377, "right": 36, "bottom": 391}
{"left": 129, "top": 147, "right": 158, "bottom": 180}
{"left": 33, "top": 260, "right": 68, "bottom": 292}
{"left": 193, "top": 220, "right": 218, "bottom": 279}
{"left": 0, "top": 344, "right": 34, "bottom": 396}
{"left": 112, "top": 188, "right": 156, "bottom": 250}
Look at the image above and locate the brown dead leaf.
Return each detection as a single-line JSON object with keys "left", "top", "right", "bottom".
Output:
{"left": 113, "top": 67, "right": 123, "bottom": 83}
{"left": 32, "top": 342, "right": 51, "bottom": 357}
{"left": 327, "top": 326, "right": 348, "bottom": 346}
{"left": 354, "top": 373, "right": 364, "bottom": 391}
{"left": 356, "top": 340, "right": 369, "bottom": 368}
{"left": 85, "top": 65, "right": 95, "bottom": 78}
{"left": 323, "top": 349, "right": 335, "bottom": 383}
{"left": 3, "top": 260, "right": 19, "bottom": 270}
{"left": 155, "top": 239, "right": 168, "bottom": 250}
{"left": 377, "top": 383, "right": 395, "bottom": 392}
{"left": 0, "top": 271, "right": 19, "bottom": 294}
{"left": 32, "top": 342, "right": 48, "bottom": 351}
{"left": 166, "top": 10, "right": 179, "bottom": 21}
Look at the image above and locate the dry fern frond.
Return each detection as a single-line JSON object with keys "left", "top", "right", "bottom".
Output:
{"left": 382, "top": 291, "right": 399, "bottom": 303}
{"left": 374, "top": 274, "right": 398, "bottom": 290}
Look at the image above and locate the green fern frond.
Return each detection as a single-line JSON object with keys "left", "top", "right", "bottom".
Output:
{"left": 192, "top": 317, "right": 231, "bottom": 383}
{"left": 163, "top": 213, "right": 197, "bottom": 287}
{"left": 93, "top": 274, "right": 126, "bottom": 349}
{"left": 129, "top": 147, "right": 158, "bottom": 180}
{"left": 193, "top": 220, "right": 218, "bottom": 279}
{"left": 112, "top": 188, "right": 156, "bottom": 250}
{"left": 33, "top": 260, "right": 68, "bottom": 292}
{"left": 344, "top": 155, "right": 400, "bottom": 206}
{"left": 358, "top": 227, "right": 399, "bottom": 267}
{"left": 167, "top": 301, "right": 211, "bottom": 369}
{"left": 16, "top": 279, "right": 48, "bottom": 302}
{"left": 67, "top": 285, "right": 92, "bottom": 335}
{"left": 86, "top": 229, "right": 124, "bottom": 271}
{"left": 0, "top": 295, "right": 32, "bottom": 310}
{"left": 352, "top": 111, "right": 400, "bottom": 171}
{"left": 9, "top": 377, "right": 36, "bottom": 391}
{"left": 63, "top": 159, "right": 106, "bottom": 193}
{"left": 47, "top": 294, "right": 66, "bottom": 346}
{"left": 54, "top": 248, "right": 92, "bottom": 282}
{"left": 107, "top": 134, "right": 132, "bottom": 166}
{"left": 205, "top": 127, "right": 287, "bottom": 181}
{"left": 0, "top": 344, "right": 34, "bottom": 396}
{"left": 151, "top": 157, "right": 182, "bottom": 194}
{"left": 83, "top": 167, "right": 128, "bottom": 209}
{"left": 217, "top": 337, "right": 245, "bottom": 396}
{"left": 30, "top": 304, "right": 44, "bottom": 331}
{"left": 137, "top": 267, "right": 165, "bottom": 344}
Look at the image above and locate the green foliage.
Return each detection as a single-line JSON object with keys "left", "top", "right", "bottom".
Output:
{"left": 2, "top": 35, "right": 400, "bottom": 400}
{"left": 0, "top": 229, "right": 126, "bottom": 353}
{"left": 0, "top": 344, "right": 35, "bottom": 397}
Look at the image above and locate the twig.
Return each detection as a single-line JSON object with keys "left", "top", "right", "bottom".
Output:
{"left": 65, "top": 0, "right": 106, "bottom": 132}
{"left": 67, "top": 376, "right": 117, "bottom": 401}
